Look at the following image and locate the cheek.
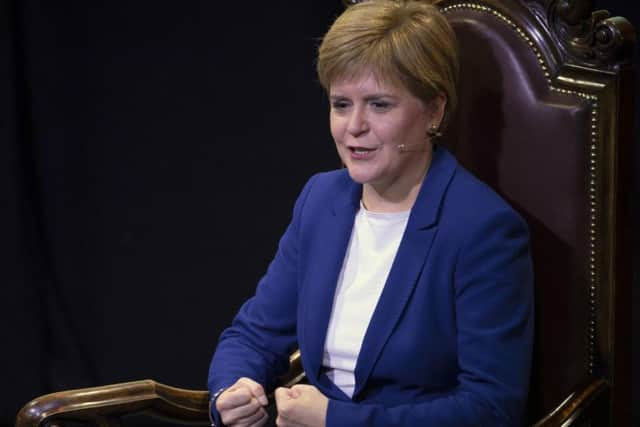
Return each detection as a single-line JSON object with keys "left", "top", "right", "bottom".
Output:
{"left": 389, "top": 119, "right": 424, "bottom": 145}
{"left": 329, "top": 116, "right": 343, "bottom": 144}
{"left": 373, "top": 124, "right": 401, "bottom": 147}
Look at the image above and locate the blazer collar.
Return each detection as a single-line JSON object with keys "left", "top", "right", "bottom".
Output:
{"left": 406, "top": 145, "right": 458, "bottom": 229}
{"left": 331, "top": 172, "right": 361, "bottom": 218}
{"left": 331, "top": 145, "right": 457, "bottom": 228}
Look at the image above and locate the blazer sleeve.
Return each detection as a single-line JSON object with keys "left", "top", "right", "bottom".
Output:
{"left": 207, "top": 175, "right": 318, "bottom": 420}
{"left": 326, "top": 208, "right": 534, "bottom": 427}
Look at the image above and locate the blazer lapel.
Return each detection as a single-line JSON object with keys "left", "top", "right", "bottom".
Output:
{"left": 353, "top": 147, "right": 458, "bottom": 397}
{"left": 301, "top": 177, "right": 361, "bottom": 387}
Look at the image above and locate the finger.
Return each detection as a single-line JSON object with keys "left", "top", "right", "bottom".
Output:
{"left": 239, "top": 407, "right": 268, "bottom": 427}
{"left": 275, "top": 414, "right": 304, "bottom": 427}
{"left": 238, "top": 377, "right": 269, "bottom": 406}
{"left": 230, "top": 406, "right": 266, "bottom": 427}
{"left": 274, "top": 387, "right": 290, "bottom": 405}
{"left": 286, "top": 387, "right": 301, "bottom": 399}
{"left": 220, "top": 398, "right": 262, "bottom": 425}
{"left": 274, "top": 388, "right": 289, "bottom": 418}
{"left": 216, "top": 386, "right": 253, "bottom": 411}
{"left": 291, "top": 384, "right": 316, "bottom": 394}
{"left": 275, "top": 386, "right": 299, "bottom": 402}
{"left": 254, "top": 410, "right": 269, "bottom": 427}
{"left": 290, "top": 384, "right": 310, "bottom": 391}
{"left": 274, "top": 388, "right": 298, "bottom": 422}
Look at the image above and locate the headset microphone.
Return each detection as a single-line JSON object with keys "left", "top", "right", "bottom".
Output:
{"left": 397, "top": 143, "right": 428, "bottom": 152}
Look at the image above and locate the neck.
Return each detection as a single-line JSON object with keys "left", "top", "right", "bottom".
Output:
{"left": 362, "top": 150, "right": 432, "bottom": 213}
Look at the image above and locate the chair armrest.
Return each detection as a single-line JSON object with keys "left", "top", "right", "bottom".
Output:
{"left": 15, "top": 380, "right": 210, "bottom": 427}
{"left": 532, "top": 379, "right": 608, "bottom": 426}
{"left": 15, "top": 350, "right": 306, "bottom": 427}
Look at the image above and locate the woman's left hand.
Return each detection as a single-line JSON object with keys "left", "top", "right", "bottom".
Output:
{"left": 274, "top": 384, "right": 328, "bottom": 427}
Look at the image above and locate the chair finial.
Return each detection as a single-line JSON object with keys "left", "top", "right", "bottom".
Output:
{"left": 548, "top": 0, "right": 636, "bottom": 66}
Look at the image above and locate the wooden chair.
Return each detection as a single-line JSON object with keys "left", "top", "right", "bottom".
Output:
{"left": 15, "top": 0, "right": 635, "bottom": 425}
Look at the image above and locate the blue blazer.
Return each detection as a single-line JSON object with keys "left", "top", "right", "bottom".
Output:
{"left": 208, "top": 147, "right": 534, "bottom": 426}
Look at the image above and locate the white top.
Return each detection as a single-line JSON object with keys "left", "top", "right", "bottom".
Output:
{"left": 322, "top": 202, "right": 410, "bottom": 398}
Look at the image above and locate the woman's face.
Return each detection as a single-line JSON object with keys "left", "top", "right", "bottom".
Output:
{"left": 329, "top": 71, "right": 437, "bottom": 191}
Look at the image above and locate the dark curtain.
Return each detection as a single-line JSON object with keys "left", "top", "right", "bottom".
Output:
{"left": 0, "top": 1, "right": 637, "bottom": 426}
{"left": 1, "top": 1, "right": 342, "bottom": 425}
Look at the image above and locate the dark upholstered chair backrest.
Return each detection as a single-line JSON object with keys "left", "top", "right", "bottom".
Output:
{"left": 439, "top": 0, "right": 634, "bottom": 423}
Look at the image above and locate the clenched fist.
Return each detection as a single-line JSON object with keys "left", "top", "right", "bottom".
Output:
{"left": 216, "top": 377, "right": 269, "bottom": 427}
{"left": 274, "top": 384, "right": 328, "bottom": 427}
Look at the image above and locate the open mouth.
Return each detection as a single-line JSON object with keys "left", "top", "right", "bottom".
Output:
{"left": 347, "top": 146, "right": 379, "bottom": 160}
{"left": 349, "top": 146, "right": 378, "bottom": 154}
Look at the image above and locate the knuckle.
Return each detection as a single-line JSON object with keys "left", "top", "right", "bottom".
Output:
{"left": 276, "top": 401, "right": 291, "bottom": 417}
{"left": 220, "top": 412, "right": 232, "bottom": 425}
{"left": 236, "top": 387, "right": 251, "bottom": 399}
{"left": 215, "top": 394, "right": 229, "bottom": 410}
{"left": 249, "top": 408, "right": 266, "bottom": 424}
{"left": 239, "top": 377, "right": 255, "bottom": 387}
{"left": 248, "top": 398, "right": 260, "bottom": 411}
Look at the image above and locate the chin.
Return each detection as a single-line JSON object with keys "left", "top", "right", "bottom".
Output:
{"left": 345, "top": 166, "right": 377, "bottom": 185}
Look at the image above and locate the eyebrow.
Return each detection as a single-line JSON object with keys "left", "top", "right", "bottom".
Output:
{"left": 329, "top": 93, "right": 397, "bottom": 101}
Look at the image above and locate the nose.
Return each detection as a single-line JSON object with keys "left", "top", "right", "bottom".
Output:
{"left": 346, "top": 106, "right": 369, "bottom": 136}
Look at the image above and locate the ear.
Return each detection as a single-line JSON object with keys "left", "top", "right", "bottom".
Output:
{"left": 429, "top": 94, "right": 447, "bottom": 128}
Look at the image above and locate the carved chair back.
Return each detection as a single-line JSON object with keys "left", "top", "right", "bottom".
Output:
{"left": 435, "top": 0, "right": 634, "bottom": 424}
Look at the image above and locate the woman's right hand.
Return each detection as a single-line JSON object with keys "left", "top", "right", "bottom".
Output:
{"left": 215, "top": 377, "right": 269, "bottom": 427}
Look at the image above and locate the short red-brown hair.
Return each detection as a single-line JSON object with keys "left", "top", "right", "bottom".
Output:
{"left": 317, "top": 0, "right": 459, "bottom": 129}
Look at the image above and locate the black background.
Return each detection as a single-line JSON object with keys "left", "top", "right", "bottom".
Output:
{"left": 1, "top": 1, "right": 637, "bottom": 426}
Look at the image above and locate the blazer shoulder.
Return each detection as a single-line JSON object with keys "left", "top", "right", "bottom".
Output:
{"left": 302, "top": 168, "right": 354, "bottom": 205}
{"left": 444, "top": 164, "right": 527, "bottom": 229}
{"left": 308, "top": 168, "right": 351, "bottom": 190}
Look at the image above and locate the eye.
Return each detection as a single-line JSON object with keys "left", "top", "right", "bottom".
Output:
{"left": 370, "top": 100, "right": 392, "bottom": 112}
{"left": 331, "top": 100, "right": 351, "bottom": 112}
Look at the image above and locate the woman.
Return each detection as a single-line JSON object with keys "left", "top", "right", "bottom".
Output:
{"left": 208, "top": 1, "right": 534, "bottom": 426}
